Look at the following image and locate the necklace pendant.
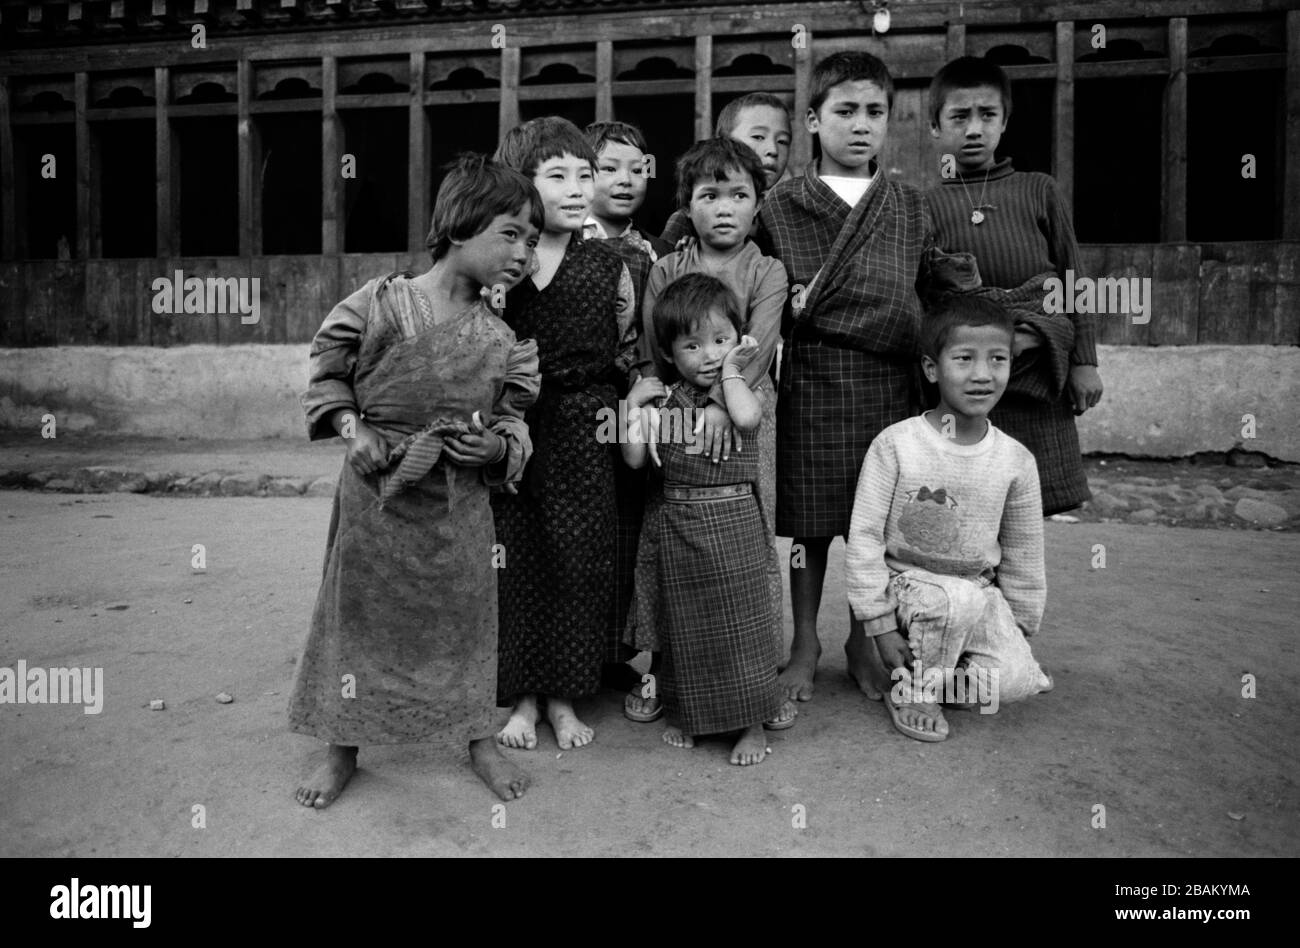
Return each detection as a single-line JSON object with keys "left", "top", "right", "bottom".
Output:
{"left": 971, "top": 209, "right": 985, "bottom": 225}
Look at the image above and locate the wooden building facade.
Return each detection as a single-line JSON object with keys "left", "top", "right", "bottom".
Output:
{"left": 1, "top": 0, "right": 1298, "bottom": 348}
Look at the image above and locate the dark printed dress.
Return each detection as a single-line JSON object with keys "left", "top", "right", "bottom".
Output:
{"left": 289, "top": 275, "right": 539, "bottom": 747}
{"left": 493, "top": 236, "right": 638, "bottom": 702}
{"left": 651, "top": 385, "right": 785, "bottom": 736}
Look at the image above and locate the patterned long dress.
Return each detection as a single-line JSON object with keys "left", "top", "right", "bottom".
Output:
{"left": 493, "top": 236, "right": 635, "bottom": 702}
{"left": 652, "top": 384, "right": 785, "bottom": 736}
{"left": 759, "top": 164, "right": 933, "bottom": 539}
{"left": 289, "top": 275, "right": 539, "bottom": 747}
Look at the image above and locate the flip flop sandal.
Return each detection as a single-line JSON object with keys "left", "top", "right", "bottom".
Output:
{"left": 884, "top": 697, "right": 948, "bottom": 742}
{"left": 763, "top": 700, "right": 798, "bottom": 730}
{"left": 624, "top": 689, "right": 663, "bottom": 723}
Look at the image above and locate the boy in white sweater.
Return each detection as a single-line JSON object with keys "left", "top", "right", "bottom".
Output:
{"left": 845, "top": 295, "right": 1053, "bottom": 742}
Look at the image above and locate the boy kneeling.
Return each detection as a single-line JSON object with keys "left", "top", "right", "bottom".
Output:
{"left": 845, "top": 295, "right": 1053, "bottom": 742}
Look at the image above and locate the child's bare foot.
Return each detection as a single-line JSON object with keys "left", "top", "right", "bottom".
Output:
{"left": 730, "top": 724, "right": 769, "bottom": 766}
{"left": 662, "top": 725, "right": 695, "bottom": 748}
{"left": 497, "top": 694, "right": 539, "bottom": 750}
{"left": 294, "top": 744, "right": 358, "bottom": 809}
{"left": 844, "top": 634, "right": 885, "bottom": 700}
{"left": 778, "top": 640, "right": 821, "bottom": 702}
{"left": 546, "top": 697, "right": 593, "bottom": 749}
{"left": 469, "top": 737, "right": 529, "bottom": 801}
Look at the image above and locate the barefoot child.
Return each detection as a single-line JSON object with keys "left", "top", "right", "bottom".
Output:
{"left": 624, "top": 137, "right": 790, "bottom": 727}
{"left": 491, "top": 117, "right": 639, "bottom": 751}
{"left": 924, "top": 57, "right": 1103, "bottom": 514}
{"left": 290, "top": 154, "right": 543, "bottom": 806}
{"left": 660, "top": 93, "right": 793, "bottom": 246}
{"left": 845, "top": 295, "right": 1053, "bottom": 742}
{"left": 757, "top": 51, "right": 934, "bottom": 704}
{"left": 622, "top": 274, "right": 786, "bottom": 765}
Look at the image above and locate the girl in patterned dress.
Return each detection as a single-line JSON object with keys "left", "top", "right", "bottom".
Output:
{"left": 491, "top": 118, "right": 639, "bottom": 751}
{"left": 623, "top": 274, "right": 787, "bottom": 766}
{"left": 290, "top": 155, "right": 542, "bottom": 807}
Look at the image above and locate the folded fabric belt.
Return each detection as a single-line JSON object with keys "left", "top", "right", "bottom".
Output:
{"left": 663, "top": 483, "right": 753, "bottom": 502}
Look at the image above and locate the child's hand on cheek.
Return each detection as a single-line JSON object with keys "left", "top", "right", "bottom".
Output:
{"left": 724, "top": 334, "right": 760, "bottom": 373}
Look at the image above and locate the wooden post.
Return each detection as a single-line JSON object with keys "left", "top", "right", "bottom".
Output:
{"left": 499, "top": 46, "right": 519, "bottom": 140}
{"left": 595, "top": 40, "right": 613, "bottom": 123}
{"left": 408, "top": 50, "right": 429, "bottom": 257}
{"left": 1284, "top": 10, "right": 1300, "bottom": 239}
{"left": 75, "top": 72, "right": 91, "bottom": 260}
{"left": 0, "top": 77, "right": 14, "bottom": 260}
{"left": 155, "top": 66, "right": 172, "bottom": 258}
{"left": 793, "top": 26, "right": 812, "bottom": 175}
{"left": 322, "top": 55, "right": 342, "bottom": 254}
{"left": 945, "top": 22, "right": 966, "bottom": 61}
{"left": 1163, "top": 17, "right": 1188, "bottom": 242}
{"left": 237, "top": 58, "right": 256, "bottom": 257}
{"left": 1053, "top": 22, "right": 1074, "bottom": 216}
{"left": 694, "top": 35, "right": 712, "bottom": 141}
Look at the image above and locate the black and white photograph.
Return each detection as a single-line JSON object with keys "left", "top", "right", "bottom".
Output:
{"left": 0, "top": 0, "right": 1295, "bottom": 888}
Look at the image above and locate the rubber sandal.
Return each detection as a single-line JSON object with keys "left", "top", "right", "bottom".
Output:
{"left": 763, "top": 699, "right": 798, "bottom": 730}
{"left": 624, "top": 689, "right": 663, "bottom": 723}
{"left": 884, "top": 696, "right": 949, "bottom": 742}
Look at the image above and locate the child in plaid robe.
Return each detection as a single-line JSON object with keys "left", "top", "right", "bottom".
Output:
{"left": 757, "top": 51, "right": 934, "bottom": 705}
{"left": 924, "top": 57, "right": 1103, "bottom": 514}
{"left": 622, "top": 274, "right": 789, "bottom": 766}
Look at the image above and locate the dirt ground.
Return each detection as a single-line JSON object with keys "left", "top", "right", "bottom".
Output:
{"left": 0, "top": 491, "right": 1296, "bottom": 857}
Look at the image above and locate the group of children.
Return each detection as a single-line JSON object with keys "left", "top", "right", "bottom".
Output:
{"left": 289, "top": 50, "right": 1103, "bottom": 807}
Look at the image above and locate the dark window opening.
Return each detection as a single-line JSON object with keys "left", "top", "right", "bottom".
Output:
{"left": 427, "top": 103, "right": 498, "bottom": 230}
{"left": 1187, "top": 70, "right": 1281, "bottom": 241}
{"left": 14, "top": 124, "right": 77, "bottom": 259}
{"left": 1074, "top": 77, "right": 1163, "bottom": 242}
{"left": 341, "top": 108, "right": 407, "bottom": 253}
{"left": 614, "top": 94, "right": 695, "bottom": 237}
{"left": 519, "top": 98, "right": 595, "bottom": 129}
{"left": 97, "top": 119, "right": 156, "bottom": 257}
{"left": 259, "top": 113, "right": 322, "bottom": 254}
{"left": 999, "top": 79, "right": 1052, "bottom": 174}
{"left": 175, "top": 116, "right": 238, "bottom": 256}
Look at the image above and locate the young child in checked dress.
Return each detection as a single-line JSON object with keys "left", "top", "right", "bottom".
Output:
{"left": 622, "top": 273, "right": 788, "bottom": 766}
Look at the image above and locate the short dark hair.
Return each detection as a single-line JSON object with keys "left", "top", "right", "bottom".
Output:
{"left": 809, "top": 51, "right": 894, "bottom": 115}
{"left": 674, "top": 136, "right": 768, "bottom": 209}
{"left": 426, "top": 153, "right": 544, "bottom": 262}
{"left": 928, "top": 56, "right": 1013, "bottom": 126}
{"left": 652, "top": 272, "right": 744, "bottom": 355}
{"left": 584, "top": 120, "right": 649, "bottom": 156}
{"left": 921, "top": 294, "right": 1015, "bottom": 361}
{"left": 494, "top": 116, "right": 597, "bottom": 178}
{"left": 715, "top": 93, "right": 791, "bottom": 137}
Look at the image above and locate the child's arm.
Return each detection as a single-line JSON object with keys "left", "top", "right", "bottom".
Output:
{"left": 719, "top": 335, "right": 763, "bottom": 430}
{"left": 612, "top": 263, "right": 641, "bottom": 383}
{"left": 1043, "top": 177, "right": 1104, "bottom": 411}
{"left": 997, "top": 452, "right": 1047, "bottom": 636}
{"left": 632, "top": 261, "right": 671, "bottom": 383}
{"left": 845, "top": 432, "right": 902, "bottom": 638}
{"left": 477, "top": 338, "right": 541, "bottom": 489}
{"left": 621, "top": 376, "right": 668, "bottom": 469}
{"left": 705, "top": 258, "right": 787, "bottom": 411}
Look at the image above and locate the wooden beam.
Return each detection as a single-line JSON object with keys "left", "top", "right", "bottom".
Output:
{"left": 1052, "top": 21, "right": 1074, "bottom": 217}
{"left": 322, "top": 55, "right": 342, "bottom": 254}
{"left": 75, "top": 72, "right": 90, "bottom": 260}
{"left": 694, "top": 34, "right": 712, "bottom": 142}
{"left": 1163, "top": 17, "right": 1188, "bottom": 242}
{"left": 237, "top": 59, "right": 256, "bottom": 256}
{"left": 1285, "top": 10, "right": 1300, "bottom": 239}
{"left": 793, "top": 25, "right": 811, "bottom": 176}
{"left": 498, "top": 46, "right": 519, "bottom": 140}
{"left": 408, "top": 50, "right": 428, "bottom": 256}
{"left": 595, "top": 40, "right": 612, "bottom": 123}
{"left": 0, "top": 77, "right": 14, "bottom": 260}
{"left": 155, "top": 66, "right": 171, "bottom": 258}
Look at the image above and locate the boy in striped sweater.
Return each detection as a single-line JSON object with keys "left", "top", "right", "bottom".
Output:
{"left": 924, "top": 57, "right": 1103, "bottom": 515}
